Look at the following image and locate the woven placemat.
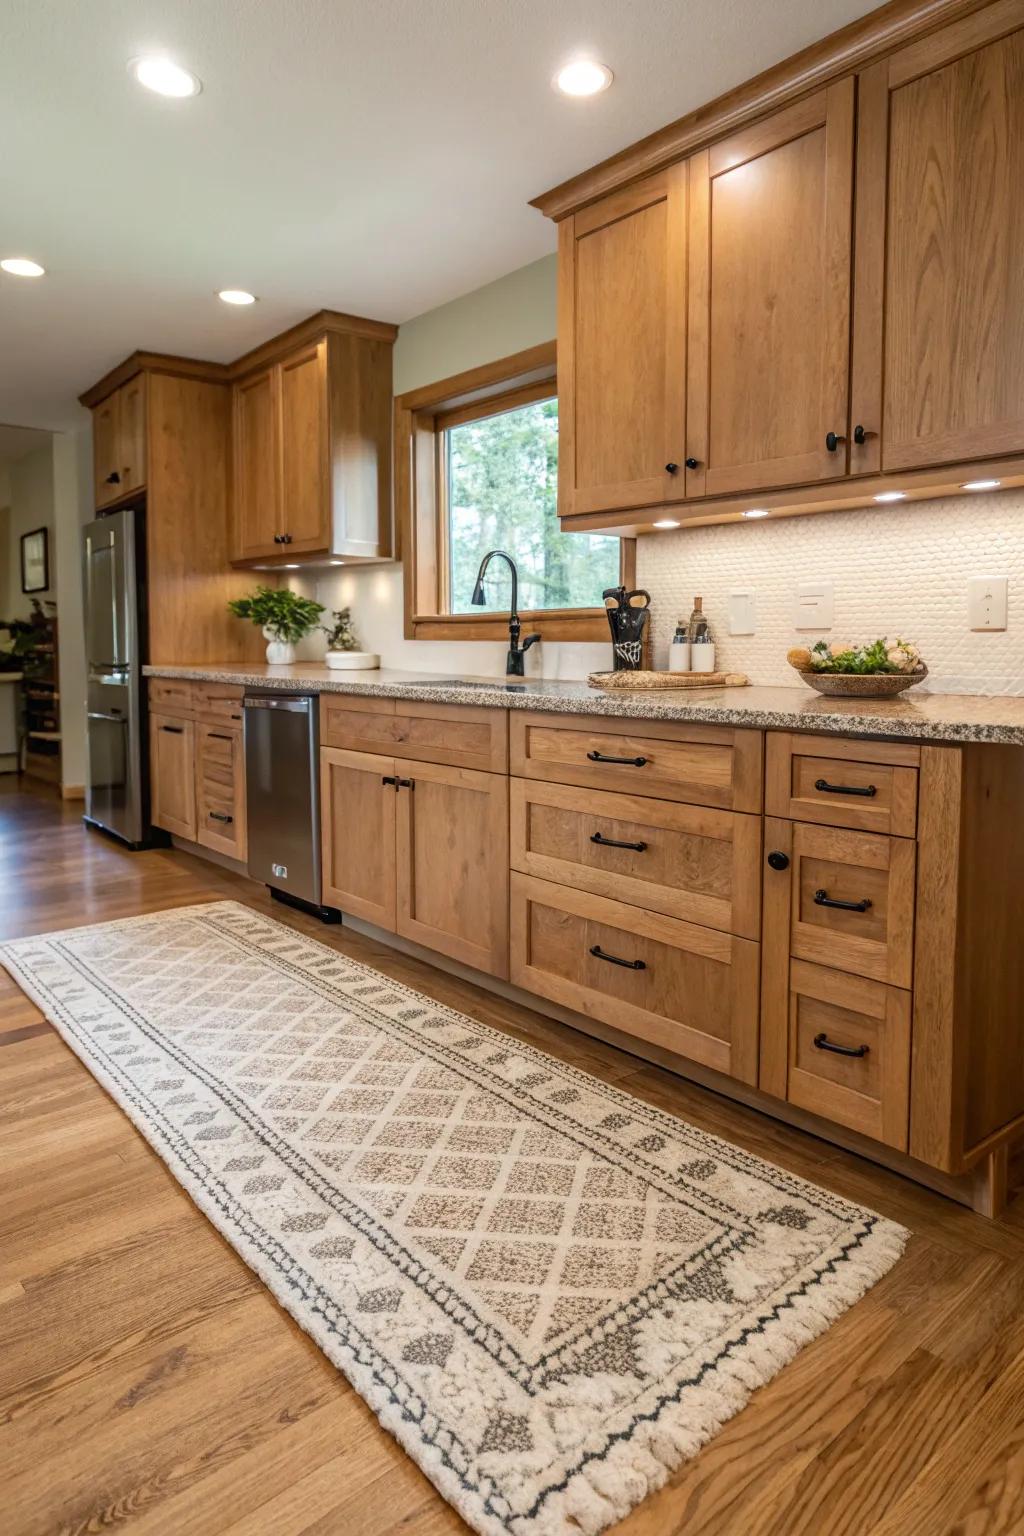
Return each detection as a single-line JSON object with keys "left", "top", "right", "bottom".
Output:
{"left": 587, "top": 670, "right": 750, "bottom": 690}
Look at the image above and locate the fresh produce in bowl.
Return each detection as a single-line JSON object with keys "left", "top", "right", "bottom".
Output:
{"left": 787, "top": 638, "right": 928, "bottom": 697}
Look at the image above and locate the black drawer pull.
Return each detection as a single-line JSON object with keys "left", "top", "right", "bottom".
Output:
{"left": 590, "top": 944, "right": 646, "bottom": 971}
{"left": 208, "top": 731, "right": 233, "bottom": 741}
{"left": 397, "top": 777, "right": 415, "bottom": 790}
{"left": 814, "top": 1032, "right": 869, "bottom": 1059}
{"left": 382, "top": 775, "right": 398, "bottom": 787}
{"left": 591, "top": 832, "right": 648, "bottom": 852}
{"left": 159, "top": 724, "right": 184, "bottom": 735}
{"left": 814, "top": 778, "right": 877, "bottom": 798}
{"left": 814, "top": 888, "right": 872, "bottom": 913}
{"left": 586, "top": 751, "right": 648, "bottom": 766}
{"left": 208, "top": 811, "right": 233, "bottom": 824}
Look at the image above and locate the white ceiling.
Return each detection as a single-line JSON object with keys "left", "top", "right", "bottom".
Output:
{"left": 0, "top": 0, "right": 876, "bottom": 430}
{"left": 0, "top": 423, "right": 52, "bottom": 478}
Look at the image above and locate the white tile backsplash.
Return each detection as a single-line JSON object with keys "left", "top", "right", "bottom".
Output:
{"left": 636, "top": 489, "right": 1024, "bottom": 695}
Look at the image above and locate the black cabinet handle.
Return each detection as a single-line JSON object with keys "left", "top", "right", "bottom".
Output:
{"left": 280, "top": 533, "right": 292, "bottom": 545}
{"left": 590, "top": 945, "right": 646, "bottom": 971}
{"left": 814, "top": 777, "right": 877, "bottom": 798}
{"left": 852, "top": 424, "right": 871, "bottom": 445}
{"left": 767, "top": 850, "right": 790, "bottom": 871}
{"left": 382, "top": 775, "right": 397, "bottom": 787}
{"left": 208, "top": 731, "right": 233, "bottom": 741}
{"left": 105, "top": 470, "right": 121, "bottom": 485}
{"left": 397, "top": 777, "right": 415, "bottom": 790}
{"left": 208, "top": 811, "right": 233, "bottom": 824}
{"left": 591, "top": 832, "right": 648, "bottom": 852}
{"left": 685, "top": 456, "right": 700, "bottom": 470}
{"left": 586, "top": 751, "right": 648, "bottom": 766}
{"left": 825, "top": 431, "right": 846, "bottom": 452}
{"left": 814, "top": 1032, "right": 869, "bottom": 1059}
{"left": 665, "top": 462, "right": 679, "bottom": 474}
{"left": 159, "top": 724, "right": 184, "bottom": 735}
{"left": 273, "top": 534, "right": 283, "bottom": 544}
{"left": 814, "top": 888, "right": 872, "bottom": 913}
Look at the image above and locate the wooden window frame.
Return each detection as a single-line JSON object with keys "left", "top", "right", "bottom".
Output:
{"left": 395, "top": 341, "right": 635, "bottom": 642}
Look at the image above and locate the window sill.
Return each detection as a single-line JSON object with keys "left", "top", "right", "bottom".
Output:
{"left": 408, "top": 609, "right": 611, "bottom": 643}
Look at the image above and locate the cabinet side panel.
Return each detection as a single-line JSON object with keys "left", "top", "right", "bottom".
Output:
{"left": 958, "top": 743, "right": 1024, "bottom": 1150}
{"left": 147, "top": 374, "right": 268, "bottom": 664}
{"left": 328, "top": 332, "right": 394, "bottom": 558}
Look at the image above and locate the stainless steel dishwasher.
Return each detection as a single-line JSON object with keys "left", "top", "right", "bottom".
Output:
{"left": 244, "top": 692, "right": 340, "bottom": 922}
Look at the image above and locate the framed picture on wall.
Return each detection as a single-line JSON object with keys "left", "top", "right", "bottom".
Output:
{"left": 20, "top": 527, "right": 49, "bottom": 594}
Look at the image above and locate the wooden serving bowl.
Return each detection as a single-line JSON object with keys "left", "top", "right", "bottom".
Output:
{"left": 798, "top": 665, "right": 928, "bottom": 698}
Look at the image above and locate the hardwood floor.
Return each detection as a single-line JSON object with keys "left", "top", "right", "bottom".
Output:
{"left": 3, "top": 776, "right": 1024, "bottom": 1536}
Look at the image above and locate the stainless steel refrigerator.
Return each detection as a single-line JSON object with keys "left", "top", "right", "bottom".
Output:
{"left": 83, "top": 504, "right": 147, "bottom": 846}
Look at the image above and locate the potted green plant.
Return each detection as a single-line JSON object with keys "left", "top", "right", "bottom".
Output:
{"left": 320, "top": 607, "right": 379, "bottom": 671}
{"left": 227, "top": 586, "right": 325, "bottom": 665}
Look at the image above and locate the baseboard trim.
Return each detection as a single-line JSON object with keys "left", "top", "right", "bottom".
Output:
{"left": 61, "top": 784, "right": 85, "bottom": 801}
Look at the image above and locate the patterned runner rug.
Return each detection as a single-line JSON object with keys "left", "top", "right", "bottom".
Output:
{"left": 0, "top": 901, "right": 907, "bottom": 1536}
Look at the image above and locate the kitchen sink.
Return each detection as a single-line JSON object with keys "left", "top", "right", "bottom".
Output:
{"left": 410, "top": 679, "right": 529, "bottom": 691}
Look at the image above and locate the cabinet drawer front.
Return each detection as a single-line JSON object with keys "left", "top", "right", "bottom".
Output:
{"left": 194, "top": 681, "right": 245, "bottom": 726}
{"left": 510, "top": 778, "right": 760, "bottom": 937}
{"left": 785, "top": 959, "right": 911, "bottom": 1150}
{"left": 509, "top": 711, "right": 762, "bottom": 811}
{"left": 148, "top": 678, "right": 195, "bottom": 717}
{"left": 766, "top": 732, "right": 918, "bottom": 835}
{"left": 789, "top": 822, "right": 915, "bottom": 987}
{"left": 196, "top": 726, "right": 246, "bottom": 862}
{"left": 321, "top": 694, "right": 507, "bottom": 772}
{"left": 510, "top": 873, "right": 759, "bottom": 1083}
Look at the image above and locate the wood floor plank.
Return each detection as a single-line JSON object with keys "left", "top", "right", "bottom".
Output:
{"left": 0, "top": 777, "right": 1021, "bottom": 1536}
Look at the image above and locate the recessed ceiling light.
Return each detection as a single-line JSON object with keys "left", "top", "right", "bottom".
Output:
{"left": 218, "top": 289, "right": 257, "bottom": 306}
{"left": 652, "top": 519, "right": 680, "bottom": 529}
{"left": 130, "top": 56, "right": 202, "bottom": 97}
{"left": 961, "top": 479, "right": 1001, "bottom": 491}
{"left": 874, "top": 490, "right": 906, "bottom": 503}
{"left": 742, "top": 508, "right": 770, "bottom": 519}
{"left": 1, "top": 257, "right": 45, "bottom": 278}
{"left": 555, "top": 60, "right": 613, "bottom": 97}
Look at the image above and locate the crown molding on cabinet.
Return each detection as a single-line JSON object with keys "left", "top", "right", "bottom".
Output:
{"left": 530, "top": 0, "right": 997, "bottom": 220}
{"left": 79, "top": 308, "right": 398, "bottom": 409}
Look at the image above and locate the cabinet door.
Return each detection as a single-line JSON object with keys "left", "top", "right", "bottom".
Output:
{"left": 558, "top": 166, "right": 688, "bottom": 517}
{"left": 320, "top": 747, "right": 397, "bottom": 929}
{"left": 856, "top": 18, "right": 1024, "bottom": 471}
{"left": 150, "top": 713, "right": 196, "bottom": 840}
{"left": 232, "top": 368, "right": 280, "bottom": 559}
{"left": 396, "top": 761, "right": 509, "bottom": 978}
{"left": 93, "top": 396, "right": 122, "bottom": 508}
{"left": 279, "top": 340, "right": 329, "bottom": 552}
{"left": 686, "top": 82, "right": 855, "bottom": 498}
{"left": 118, "top": 376, "right": 147, "bottom": 494}
{"left": 196, "top": 724, "right": 246, "bottom": 862}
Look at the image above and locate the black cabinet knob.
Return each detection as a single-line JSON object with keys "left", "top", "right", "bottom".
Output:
{"left": 665, "top": 462, "right": 679, "bottom": 474}
{"left": 685, "top": 456, "right": 700, "bottom": 470}
{"left": 825, "top": 431, "right": 846, "bottom": 453}
{"left": 853, "top": 424, "right": 869, "bottom": 445}
{"left": 767, "top": 851, "right": 790, "bottom": 871}
{"left": 281, "top": 533, "right": 292, "bottom": 544}
{"left": 105, "top": 471, "right": 121, "bottom": 484}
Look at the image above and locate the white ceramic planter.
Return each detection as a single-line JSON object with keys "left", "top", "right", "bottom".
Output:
{"left": 325, "top": 650, "right": 380, "bottom": 670}
{"left": 262, "top": 627, "right": 296, "bottom": 666}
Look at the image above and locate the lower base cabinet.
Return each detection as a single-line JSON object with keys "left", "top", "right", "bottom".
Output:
{"left": 321, "top": 746, "right": 509, "bottom": 978}
{"left": 150, "top": 713, "right": 196, "bottom": 840}
{"left": 195, "top": 723, "right": 247, "bottom": 862}
{"left": 510, "top": 871, "right": 760, "bottom": 1083}
{"left": 149, "top": 686, "right": 245, "bottom": 860}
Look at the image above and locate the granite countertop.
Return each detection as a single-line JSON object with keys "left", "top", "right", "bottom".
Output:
{"left": 142, "top": 662, "right": 1024, "bottom": 746}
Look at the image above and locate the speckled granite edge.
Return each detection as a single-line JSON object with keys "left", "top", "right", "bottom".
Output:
{"left": 143, "top": 665, "right": 1024, "bottom": 746}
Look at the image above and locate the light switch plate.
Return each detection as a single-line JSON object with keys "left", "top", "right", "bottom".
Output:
{"left": 794, "top": 581, "right": 834, "bottom": 631}
{"left": 968, "top": 575, "right": 1008, "bottom": 631}
{"left": 728, "top": 588, "right": 756, "bottom": 635}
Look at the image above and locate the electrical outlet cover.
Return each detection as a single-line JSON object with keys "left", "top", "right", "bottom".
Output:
{"left": 794, "top": 582, "right": 834, "bottom": 631}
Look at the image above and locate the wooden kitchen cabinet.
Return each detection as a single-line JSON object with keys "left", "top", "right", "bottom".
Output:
{"left": 149, "top": 712, "right": 196, "bottom": 840}
{"left": 320, "top": 747, "right": 397, "bottom": 930}
{"left": 685, "top": 82, "right": 855, "bottom": 498}
{"left": 557, "top": 166, "right": 688, "bottom": 518}
{"left": 396, "top": 759, "right": 509, "bottom": 978}
{"left": 230, "top": 322, "right": 394, "bottom": 565}
{"left": 852, "top": 11, "right": 1024, "bottom": 473}
{"left": 195, "top": 723, "right": 246, "bottom": 862}
{"left": 92, "top": 376, "right": 147, "bottom": 509}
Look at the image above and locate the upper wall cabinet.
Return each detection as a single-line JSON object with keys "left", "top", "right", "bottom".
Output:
{"left": 686, "top": 83, "right": 854, "bottom": 498}
{"left": 92, "top": 376, "right": 147, "bottom": 509}
{"left": 557, "top": 166, "right": 688, "bottom": 518}
{"left": 852, "top": 7, "right": 1024, "bottom": 474}
{"left": 230, "top": 321, "right": 395, "bottom": 566}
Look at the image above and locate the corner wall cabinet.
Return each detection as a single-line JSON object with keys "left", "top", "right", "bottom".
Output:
{"left": 547, "top": 0, "right": 1024, "bottom": 530}
{"left": 92, "top": 376, "right": 147, "bottom": 509}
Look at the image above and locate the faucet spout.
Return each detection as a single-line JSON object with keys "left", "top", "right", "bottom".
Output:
{"left": 471, "top": 549, "right": 541, "bottom": 677}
